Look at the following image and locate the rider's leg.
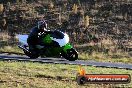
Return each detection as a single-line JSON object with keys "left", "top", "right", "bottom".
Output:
{"left": 27, "top": 36, "right": 39, "bottom": 54}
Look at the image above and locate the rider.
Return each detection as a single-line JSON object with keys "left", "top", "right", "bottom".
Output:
{"left": 27, "top": 20, "right": 48, "bottom": 54}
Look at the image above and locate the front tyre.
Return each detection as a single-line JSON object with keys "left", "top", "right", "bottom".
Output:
{"left": 63, "top": 48, "right": 78, "bottom": 61}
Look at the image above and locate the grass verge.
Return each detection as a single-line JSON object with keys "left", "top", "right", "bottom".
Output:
{"left": 0, "top": 61, "right": 132, "bottom": 88}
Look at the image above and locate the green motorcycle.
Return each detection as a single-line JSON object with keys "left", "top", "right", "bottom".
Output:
{"left": 18, "top": 30, "right": 78, "bottom": 61}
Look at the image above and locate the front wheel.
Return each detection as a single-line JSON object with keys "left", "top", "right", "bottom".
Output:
{"left": 62, "top": 48, "right": 78, "bottom": 61}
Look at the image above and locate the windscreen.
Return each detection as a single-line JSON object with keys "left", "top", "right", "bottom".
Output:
{"left": 50, "top": 30, "right": 64, "bottom": 39}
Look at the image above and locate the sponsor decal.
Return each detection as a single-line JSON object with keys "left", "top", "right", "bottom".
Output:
{"left": 76, "top": 65, "right": 131, "bottom": 85}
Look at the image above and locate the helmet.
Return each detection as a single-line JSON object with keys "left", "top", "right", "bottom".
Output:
{"left": 37, "top": 20, "right": 47, "bottom": 31}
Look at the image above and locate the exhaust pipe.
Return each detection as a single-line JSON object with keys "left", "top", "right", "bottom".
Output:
{"left": 18, "top": 45, "right": 30, "bottom": 53}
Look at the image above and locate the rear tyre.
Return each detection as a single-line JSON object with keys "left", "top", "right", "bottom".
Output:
{"left": 23, "top": 49, "right": 39, "bottom": 59}
{"left": 62, "top": 48, "right": 78, "bottom": 61}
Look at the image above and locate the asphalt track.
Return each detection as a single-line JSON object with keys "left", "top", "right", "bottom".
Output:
{"left": 0, "top": 53, "right": 132, "bottom": 70}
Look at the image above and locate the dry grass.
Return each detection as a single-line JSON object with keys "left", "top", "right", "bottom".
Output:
{"left": 0, "top": 46, "right": 23, "bottom": 54}
{"left": 0, "top": 32, "right": 10, "bottom": 41}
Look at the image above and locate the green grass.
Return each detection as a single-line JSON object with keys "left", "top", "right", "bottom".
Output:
{"left": 0, "top": 61, "right": 132, "bottom": 88}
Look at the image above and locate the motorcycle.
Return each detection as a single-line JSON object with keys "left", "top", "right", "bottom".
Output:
{"left": 18, "top": 30, "right": 78, "bottom": 61}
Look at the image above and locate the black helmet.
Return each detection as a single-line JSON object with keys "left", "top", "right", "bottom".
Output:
{"left": 37, "top": 20, "right": 47, "bottom": 31}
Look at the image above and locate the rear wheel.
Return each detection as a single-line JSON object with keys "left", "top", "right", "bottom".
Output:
{"left": 62, "top": 48, "right": 78, "bottom": 61}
